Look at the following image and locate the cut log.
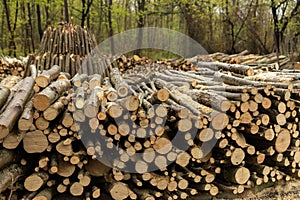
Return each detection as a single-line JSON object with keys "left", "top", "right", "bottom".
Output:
{"left": 18, "top": 100, "right": 34, "bottom": 131}
{"left": 275, "top": 129, "right": 291, "bottom": 153}
{"left": 222, "top": 167, "right": 250, "bottom": 185}
{"left": 0, "top": 86, "right": 10, "bottom": 108}
{"left": 32, "top": 188, "right": 53, "bottom": 200}
{"left": 0, "top": 76, "right": 35, "bottom": 139}
{"left": 197, "top": 62, "right": 254, "bottom": 76}
{"left": 70, "top": 182, "right": 84, "bottom": 196}
{"left": 110, "top": 68, "right": 131, "bottom": 97}
{"left": 57, "top": 158, "right": 76, "bottom": 178}
{"left": 23, "top": 130, "right": 48, "bottom": 153}
{"left": 2, "top": 130, "right": 26, "bottom": 149}
{"left": 33, "top": 79, "right": 71, "bottom": 111}
{"left": 84, "top": 86, "right": 103, "bottom": 118}
{"left": 43, "top": 97, "right": 66, "bottom": 121}
{"left": 36, "top": 65, "right": 61, "bottom": 88}
{"left": 109, "top": 182, "right": 130, "bottom": 200}
{"left": 24, "top": 172, "right": 49, "bottom": 192}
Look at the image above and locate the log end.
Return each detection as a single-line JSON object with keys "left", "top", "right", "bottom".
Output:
{"left": 0, "top": 125, "right": 9, "bottom": 139}
{"left": 211, "top": 113, "right": 229, "bottom": 130}
{"left": 24, "top": 175, "right": 44, "bottom": 192}
{"left": 109, "top": 182, "right": 130, "bottom": 200}
{"left": 36, "top": 76, "right": 50, "bottom": 88}
{"left": 236, "top": 167, "right": 250, "bottom": 185}
{"left": 275, "top": 129, "right": 291, "bottom": 153}
{"left": 157, "top": 88, "right": 169, "bottom": 102}
{"left": 33, "top": 94, "right": 51, "bottom": 111}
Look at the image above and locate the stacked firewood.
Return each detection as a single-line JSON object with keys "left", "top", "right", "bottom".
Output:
{"left": 27, "top": 22, "right": 98, "bottom": 77}
{"left": 115, "top": 54, "right": 197, "bottom": 73}
{"left": 0, "top": 56, "right": 27, "bottom": 79}
{"left": 1, "top": 57, "right": 300, "bottom": 199}
{"left": 196, "top": 50, "right": 291, "bottom": 70}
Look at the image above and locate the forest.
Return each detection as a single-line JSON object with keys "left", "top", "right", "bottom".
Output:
{"left": 1, "top": 0, "right": 300, "bottom": 58}
{"left": 3, "top": 1, "right": 300, "bottom": 200}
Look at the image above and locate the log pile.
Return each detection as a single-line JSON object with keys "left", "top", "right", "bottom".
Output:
{"left": 0, "top": 56, "right": 28, "bottom": 79}
{"left": 27, "top": 22, "right": 98, "bottom": 77}
{"left": 195, "top": 50, "right": 291, "bottom": 70}
{"left": 26, "top": 23, "right": 295, "bottom": 79}
{"left": 0, "top": 56, "right": 300, "bottom": 199}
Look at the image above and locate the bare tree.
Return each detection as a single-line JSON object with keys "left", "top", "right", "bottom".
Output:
{"left": 81, "top": 0, "right": 93, "bottom": 27}
{"left": 136, "top": 0, "right": 145, "bottom": 55}
{"left": 106, "top": 0, "right": 114, "bottom": 54}
{"left": 64, "top": 0, "right": 69, "bottom": 22}
{"left": 271, "top": 0, "right": 300, "bottom": 54}
{"left": 3, "top": 0, "right": 19, "bottom": 56}
{"left": 36, "top": 4, "right": 43, "bottom": 40}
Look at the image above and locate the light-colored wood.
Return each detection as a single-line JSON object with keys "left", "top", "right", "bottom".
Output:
{"left": 109, "top": 182, "right": 130, "bottom": 200}
{"left": 24, "top": 172, "right": 49, "bottom": 192}
{"left": 33, "top": 79, "right": 71, "bottom": 111}
{"left": 36, "top": 65, "right": 61, "bottom": 88}
{"left": 70, "top": 182, "right": 84, "bottom": 196}
{"left": 23, "top": 130, "right": 48, "bottom": 153}
{"left": 32, "top": 188, "right": 53, "bottom": 200}
{"left": 0, "top": 76, "right": 35, "bottom": 139}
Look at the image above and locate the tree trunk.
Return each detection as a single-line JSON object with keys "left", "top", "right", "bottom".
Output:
{"left": 136, "top": 0, "right": 145, "bottom": 55}
{"left": 106, "top": 0, "right": 114, "bottom": 54}
{"left": 2, "top": 0, "right": 18, "bottom": 57}
{"left": 63, "top": 0, "right": 69, "bottom": 23}
{"left": 36, "top": 4, "right": 43, "bottom": 41}
{"left": 81, "top": 0, "right": 93, "bottom": 27}
{"left": 27, "top": 2, "right": 35, "bottom": 51}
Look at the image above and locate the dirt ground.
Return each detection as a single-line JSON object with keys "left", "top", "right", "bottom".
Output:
{"left": 190, "top": 180, "right": 300, "bottom": 200}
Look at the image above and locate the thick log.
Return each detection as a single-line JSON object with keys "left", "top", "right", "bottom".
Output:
{"left": 32, "top": 188, "right": 53, "bottom": 200}
{"left": 84, "top": 86, "right": 103, "bottom": 118}
{"left": 197, "top": 62, "right": 254, "bottom": 76}
{"left": 43, "top": 97, "right": 66, "bottom": 121}
{"left": 222, "top": 167, "right": 250, "bottom": 185}
{"left": 72, "top": 74, "right": 88, "bottom": 87}
{"left": 24, "top": 172, "right": 49, "bottom": 192}
{"left": 0, "top": 86, "right": 10, "bottom": 108}
{"left": 33, "top": 79, "right": 71, "bottom": 111}
{"left": 183, "top": 89, "right": 232, "bottom": 112}
{"left": 2, "top": 130, "right": 26, "bottom": 149}
{"left": 36, "top": 65, "right": 61, "bottom": 88}
{"left": 110, "top": 68, "right": 132, "bottom": 97}
{"left": 275, "top": 129, "right": 291, "bottom": 153}
{"left": 69, "top": 182, "right": 84, "bottom": 196}
{"left": 56, "top": 140, "right": 73, "bottom": 157}
{"left": 23, "top": 130, "right": 48, "bottom": 153}
{"left": 57, "top": 158, "right": 76, "bottom": 178}
{"left": 0, "top": 75, "right": 35, "bottom": 139}
{"left": 74, "top": 87, "right": 85, "bottom": 109}
{"left": 109, "top": 182, "right": 130, "bottom": 200}
{"left": 0, "top": 79, "right": 24, "bottom": 114}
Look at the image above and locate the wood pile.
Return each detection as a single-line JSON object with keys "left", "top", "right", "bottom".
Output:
{"left": 0, "top": 55, "right": 300, "bottom": 199}
{"left": 195, "top": 50, "right": 291, "bottom": 70}
{"left": 27, "top": 22, "right": 98, "bottom": 77}
{"left": 0, "top": 56, "right": 27, "bottom": 79}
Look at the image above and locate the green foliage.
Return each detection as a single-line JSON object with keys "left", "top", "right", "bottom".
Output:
{"left": 0, "top": 0, "right": 300, "bottom": 57}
